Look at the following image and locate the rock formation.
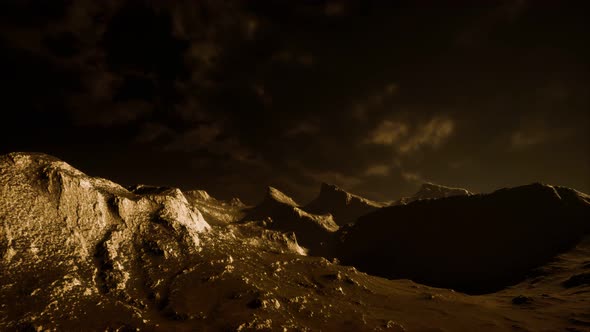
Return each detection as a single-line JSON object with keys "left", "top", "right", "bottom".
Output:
{"left": 0, "top": 153, "right": 210, "bottom": 329}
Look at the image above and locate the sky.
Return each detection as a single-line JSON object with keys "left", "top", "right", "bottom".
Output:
{"left": 1, "top": 0, "right": 588, "bottom": 204}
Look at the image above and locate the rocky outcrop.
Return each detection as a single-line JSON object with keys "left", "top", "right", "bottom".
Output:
{"left": 338, "top": 183, "right": 590, "bottom": 294}
{"left": 242, "top": 186, "right": 338, "bottom": 256}
{"left": 394, "top": 182, "right": 472, "bottom": 205}
{"left": 0, "top": 152, "right": 210, "bottom": 329}
{"left": 304, "top": 183, "right": 384, "bottom": 226}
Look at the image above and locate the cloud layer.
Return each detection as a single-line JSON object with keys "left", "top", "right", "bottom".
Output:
{"left": 1, "top": 1, "right": 588, "bottom": 203}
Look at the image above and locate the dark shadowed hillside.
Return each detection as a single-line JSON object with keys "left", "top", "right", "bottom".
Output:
{"left": 339, "top": 183, "right": 590, "bottom": 294}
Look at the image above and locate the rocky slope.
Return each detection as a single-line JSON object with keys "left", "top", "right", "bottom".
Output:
{"left": 0, "top": 152, "right": 210, "bottom": 330}
{"left": 339, "top": 183, "right": 590, "bottom": 294}
{"left": 393, "top": 182, "right": 472, "bottom": 205}
{"left": 241, "top": 187, "right": 339, "bottom": 256}
{"left": 305, "top": 183, "right": 385, "bottom": 226}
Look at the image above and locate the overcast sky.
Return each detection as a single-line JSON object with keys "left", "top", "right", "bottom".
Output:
{"left": 1, "top": 0, "right": 588, "bottom": 204}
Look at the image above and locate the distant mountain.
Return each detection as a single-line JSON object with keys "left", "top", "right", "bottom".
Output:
{"left": 242, "top": 186, "right": 338, "bottom": 255}
{"left": 304, "top": 183, "right": 385, "bottom": 225}
{"left": 393, "top": 182, "right": 472, "bottom": 205}
{"left": 184, "top": 189, "right": 246, "bottom": 225}
{"left": 339, "top": 183, "right": 590, "bottom": 294}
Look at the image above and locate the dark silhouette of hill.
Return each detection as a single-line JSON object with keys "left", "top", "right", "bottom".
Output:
{"left": 338, "top": 183, "right": 590, "bottom": 294}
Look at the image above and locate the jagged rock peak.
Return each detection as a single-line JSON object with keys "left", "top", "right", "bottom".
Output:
{"left": 416, "top": 182, "right": 472, "bottom": 197}
{"left": 318, "top": 182, "right": 382, "bottom": 207}
{"left": 391, "top": 182, "right": 472, "bottom": 206}
{"left": 266, "top": 186, "right": 298, "bottom": 206}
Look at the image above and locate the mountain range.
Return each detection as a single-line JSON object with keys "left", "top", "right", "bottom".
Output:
{"left": 1, "top": 152, "right": 589, "bottom": 331}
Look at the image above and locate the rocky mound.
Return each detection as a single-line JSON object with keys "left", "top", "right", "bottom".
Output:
{"left": 394, "top": 182, "right": 472, "bottom": 205}
{"left": 0, "top": 152, "right": 210, "bottom": 329}
{"left": 242, "top": 187, "right": 339, "bottom": 256}
{"left": 338, "top": 183, "right": 590, "bottom": 294}
{"left": 304, "top": 183, "right": 384, "bottom": 226}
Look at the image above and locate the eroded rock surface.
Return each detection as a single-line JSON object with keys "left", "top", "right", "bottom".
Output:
{"left": 0, "top": 153, "right": 210, "bottom": 329}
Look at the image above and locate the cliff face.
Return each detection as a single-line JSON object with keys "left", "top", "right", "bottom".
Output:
{"left": 304, "top": 183, "right": 384, "bottom": 225}
{"left": 0, "top": 153, "right": 210, "bottom": 328}
{"left": 339, "top": 183, "right": 590, "bottom": 294}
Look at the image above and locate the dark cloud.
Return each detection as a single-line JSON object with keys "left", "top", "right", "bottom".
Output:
{"left": 1, "top": 0, "right": 588, "bottom": 204}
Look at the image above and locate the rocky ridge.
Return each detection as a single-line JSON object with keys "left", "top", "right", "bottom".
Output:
{"left": 2, "top": 152, "right": 590, "bottom": 331}
{"left": 393, "top": 182, "right": 472, "bottom": 205}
